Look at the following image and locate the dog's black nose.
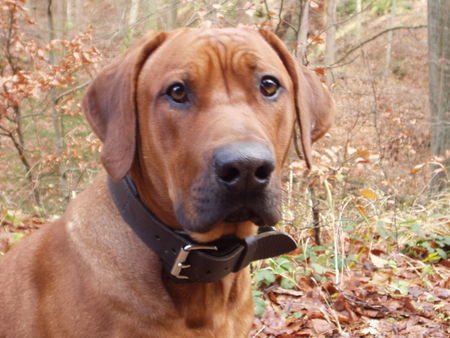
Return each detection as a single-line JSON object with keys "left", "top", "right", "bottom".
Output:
{"left": 213, "top": 142, "right": 275, "bottom": 193}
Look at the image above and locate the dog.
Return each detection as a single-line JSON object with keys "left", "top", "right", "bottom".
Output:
{"left": 0, "top": 28, "right": 333, "bottom": 337}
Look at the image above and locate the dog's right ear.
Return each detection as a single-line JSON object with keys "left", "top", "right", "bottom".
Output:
{"left": 83, "top": 32, "right": 167, "bottom": 181}
{"left": 258, "top": 29, "right": 334, "bottom": 169}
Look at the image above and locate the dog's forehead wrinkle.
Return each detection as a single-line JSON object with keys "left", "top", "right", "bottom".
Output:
{"left": 181, "top": 33, "right": 260, "bottom": 72}
{"left": 158, "top": 33, "right": 275, "bottom": 101}
{"left": 198, "top": 28, "right": 252, "bottom": 44}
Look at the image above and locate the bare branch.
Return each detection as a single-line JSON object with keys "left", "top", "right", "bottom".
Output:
{"left": 5, "top": 11, "right": 19, "bottom": 74}
{"left": 0, "top": 124, "right": 11, "bottom": 134}
{"left": 326, "top": 54, "right": 359, "bottom": 69}
{"left": 54, "top": 81, "right": 91, "bottom": 104}
{"left": 309, "top": 0, "right": 376, "bottom": 47}
{"left": 274, "top": 0, "right": 285, "bottom": 34}
{"left": 262, "top": 0, "right": 270, "bottom": 19}
{"left": 331, "top": 24, "right": 427, "bottom": 67}
{"left": 333, "top": 0, "right": 376, "bottom": 29}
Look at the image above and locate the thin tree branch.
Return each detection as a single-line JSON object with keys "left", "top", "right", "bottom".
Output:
{"left": 0, "top": 124, "right": 11, "bottom": 134}
{"left": 309, "top": 185, "right": 321, "bottom": 245}
{"left": 278, "top": 18, "right": 299, "bottom": 35}
{"left": 328, "top": 0, "right": 376, "bottom": 32}
{"left": 5, "top": 11, "right": 18, "bottom": 74}
{"left": 54, "top": 81, "right": 91, "bottom": 104}
{"left": 331, "top": 24, "right": 427, "bottom": 67}
{"left": 306, "top": 0, "right": 375, "bottom": 51}
{"left": 262, "top": 0, "right": 270, "bottom": 19}
{"left": 274, "top": 0, "right": 285, "bottom": 34}
{"left": 326, "top": 54, "right": 359, "bottom": 69}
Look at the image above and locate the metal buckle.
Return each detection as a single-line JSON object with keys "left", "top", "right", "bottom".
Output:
{"left": 170, "top": 244, "right": 218, "bottom": 279}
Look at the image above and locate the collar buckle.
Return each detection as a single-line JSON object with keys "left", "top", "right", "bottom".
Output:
{"left": 170, "top": 244, "right": 218, "bottom": 280}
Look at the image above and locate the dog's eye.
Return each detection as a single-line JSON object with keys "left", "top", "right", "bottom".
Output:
{"left": 166, "top": 83, "right": 188, "bottom": 103}
{"left": 260, "top": 76, "right": 280, "bottom": 97}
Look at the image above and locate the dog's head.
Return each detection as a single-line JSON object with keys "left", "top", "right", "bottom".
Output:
{"left": 83, "top": 28, "right": 333, "bottom": 242}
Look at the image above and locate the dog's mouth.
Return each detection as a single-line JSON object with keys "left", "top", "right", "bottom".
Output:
{"left": 176, "top": 186, "right": 281, "bottom": 234}
{"left": 223, "top": 207, "right": 263, "bottom": 225}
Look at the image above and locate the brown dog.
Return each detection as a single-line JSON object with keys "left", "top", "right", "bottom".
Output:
{"left": 0, "top": 28, "right": 333, "bottom": 337}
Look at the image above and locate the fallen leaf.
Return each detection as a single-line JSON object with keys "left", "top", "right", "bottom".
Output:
{"left": 411, "top": 163, "right": 426, "bottom": 174}
{"left": 310, "top": 318, "right": 333, "bottom": 335}
{"left": 359, "top": 188, "right": 379, "bottom": 199}
{"left": 370, "top": 253, "right": 388, "bottom": 269}
{"left": 272, "top": 287, "right": 304, "bottom": 297}
{"left": 313, "top": 68, "right": 325, "bottom": 75}
{"left": 356, "top": 204, "right": 368, "bottom": 216}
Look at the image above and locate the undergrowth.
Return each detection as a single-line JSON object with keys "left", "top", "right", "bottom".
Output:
{"left": 249, "top": 171, "right": 449, "bottom": 336}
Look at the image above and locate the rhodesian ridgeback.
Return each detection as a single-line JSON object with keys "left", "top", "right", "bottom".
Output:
{"left": 0, "top": 28, "right": 333, "bottom": 337}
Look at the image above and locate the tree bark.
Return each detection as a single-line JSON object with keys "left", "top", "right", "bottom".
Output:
{"left": 169, "top": 0, "right": 177, "bottom": 29}
{"left": 325, "top": 0, "right": 337, "bottom": 85}
{"left": 145, "top": 0, "right": 158, "bottom": 30}
{"left": 116, "top": 0, "right": 127, "bottom": 33}
{"left": 48, "top": 0, "right": 69, "bottom": 202}
{"left": 428, "top": 0, "right": 450, "bottom": 191}
{"left": 75, "top": 0, "right": 83, "bottom": 28}
{"left": 383, "top": 0, "right": 397, "bottom": 78}
{"left": 66, "top": 0, "right": 73, "bottom": 28}
{"left": 297, "top": 0, "right": 311, "bottom": 65}
{"left": 128, "top": 0, "right": 140, "bottom": 28}
{"left": 356, "top": 0, "right": 362, "bottom": 40}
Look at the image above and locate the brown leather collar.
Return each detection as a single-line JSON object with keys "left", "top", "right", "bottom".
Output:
{"left": 108, "top": 176, "right": 297, "bottom": 283}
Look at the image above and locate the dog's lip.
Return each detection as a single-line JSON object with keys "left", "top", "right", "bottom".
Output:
{"left": 223, "top": 207, "right": 263, "bottom": 225}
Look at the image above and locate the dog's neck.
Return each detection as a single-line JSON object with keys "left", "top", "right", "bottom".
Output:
{"left": 67, "top": 173, "right": 253, "bottom": 326}
{"left": 106, "top": 174, "right": 297, "bottom": 283}
{"left": 130, "top": 165, "right": 181, "bottom": 230}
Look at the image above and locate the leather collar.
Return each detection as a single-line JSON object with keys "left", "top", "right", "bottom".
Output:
{"left": 108, "top": 176, "right": 297, "bottom": 283}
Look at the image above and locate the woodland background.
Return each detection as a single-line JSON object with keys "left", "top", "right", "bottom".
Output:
{"left": 0, "top": 0, "right": 449, "bottom": 336}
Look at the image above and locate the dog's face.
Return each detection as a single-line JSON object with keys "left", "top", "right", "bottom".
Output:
{"left": 83, "top": 28, "right": 333, "bottom": 242}
{"left": 136, "top": 29, "right": 294, "bottom": 237}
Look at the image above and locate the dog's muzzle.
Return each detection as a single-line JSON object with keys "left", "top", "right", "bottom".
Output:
{"left": 176, "top": 142, "right": 281, "bottom": 232}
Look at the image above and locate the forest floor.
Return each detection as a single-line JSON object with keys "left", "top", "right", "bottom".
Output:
{"left": 248, "top": 193, "right": 449, "bottom": 336}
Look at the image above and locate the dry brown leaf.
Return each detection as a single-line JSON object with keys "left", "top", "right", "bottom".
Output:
{"left": 272, "top": 288, "right": 304, "bottom": 297}
{"left": 411, "top": 162, "right": 426, "bottom": 174}
{"left": 310, "top": 319, "right": 333, "bottom": 335}
{"left": 355, "top": 204, "right": 367, "bottom": 216}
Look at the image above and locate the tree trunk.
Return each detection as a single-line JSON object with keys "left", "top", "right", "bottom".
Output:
{"left": 383, "top": 0, "right": 397, "bottom": 78}
{"left": 48, "top": 0, "right": 69, "bottom": 202}
{"left": 145, "top": 0, "right": 158, "bottom": 30}
{"left": 116, "top": 0, "right": 127, "bottom": 33}
{"left": 356, "top": 0, "right": 362, "bottom": 40}
{"left": 75, "top": 0, "right": 83, "bottom": 28}
{"left": 128, "top": 0, "right": 140, "bottom": 28}
{"left": 169, "top": 0, "right": 177, "bottom": 29}
{"left": 297, "top": 0, "right": 310, "bottom": 65}
{"left": 66, "top": 0, "right": 73, "bottom": 28}
{"left": 428, "top": 0, "right": 450, "bottom": 191}
{"left": 325, "top": 0, "right": 337, "bottom": 85}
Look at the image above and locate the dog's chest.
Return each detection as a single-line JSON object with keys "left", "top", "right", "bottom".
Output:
{"left": 160, "top": 271, "right": 254, "bottom": 337}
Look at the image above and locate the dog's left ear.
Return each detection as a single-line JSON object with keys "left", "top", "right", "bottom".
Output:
{"left": 83, "top": 32, "right": 167, "bottom": 181}
{"left": 258, "top": 29, "right": 334, "bottom": 168}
